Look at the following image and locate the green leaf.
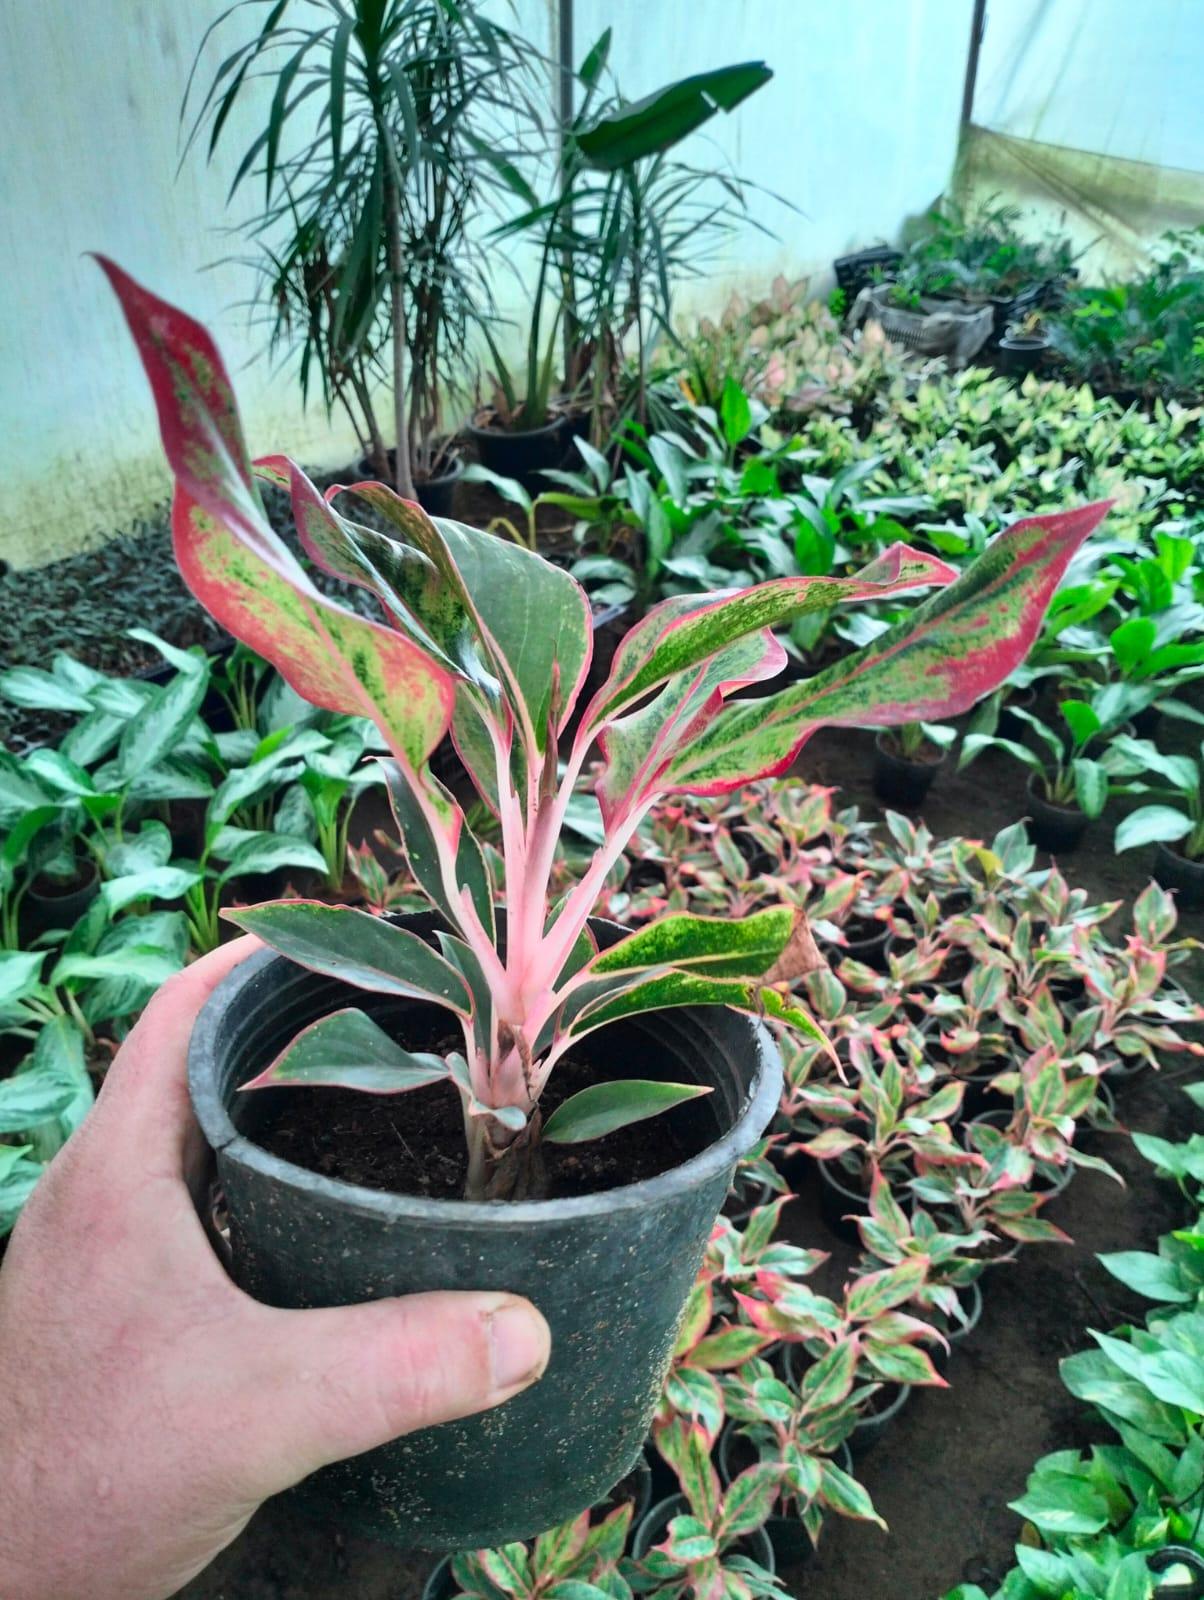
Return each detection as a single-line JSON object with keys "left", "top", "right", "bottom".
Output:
{"left": 542, "top": 1079, "right": 711, "bottom": 1144}
{"left": 115, "top": 667, "right": 210, "bottom": 781}
{"left": 1099, "top": 1250, "right": 1195, "bottom": 1303}
{"left": 719, "top": 378, "right": 753, "bottom": 448}
{"left": 588, "top": 907, "right": 797, "bottom": 980}
{"left": 1009, "top": 1471, "right": 1110, "bottom": 1536}
{"left": 52, "top": 948, "right": 181, "bottom": 989}
{"left": 656, "top": 503, "right": 1112, "bottom": 796}
{"left": 818, "top": 1457, "right": 886, "bottom": 1528}
{"left": 241, "top": 1008, "right": 451, "bottom": 1094}
{"left": 222, "top": 901, "right": 472, "bottom": 1014}
{"left": 216, "top": 832, "right": 327, "bottom": 885}
{"left": 1072, "top": 758, "right": 1109, "bottom": 819}
{"left": 718, "top": 1464, "right": 780, "bottom": 1542}
{"left": 1110, "top": 615, "right": 1157, "bottom": 673}
{"left": 0, "top": 950, "right": 45, "bottom": 1009}
{"left": 383, "top": 763, "right": 494, "bottom": 939}
{"left": 576, "top": 62, "right": 772, "bottom": 169}
{"left": 1060, "top": 697, "right": 1101, "bottom": 748}
{"left": 1116, "top": 805, "right": 1193, "bottom": 853}
{"left": 0, "top": 666, "right": 94, "bottom": 713}
{"left": 100, "top": 867, "right": 203, "bottom": 913}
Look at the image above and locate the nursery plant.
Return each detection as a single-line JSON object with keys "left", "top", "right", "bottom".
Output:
{"left": 185, "top": 0, "right": 538, "bottom": 499}
{"left": 101, "top": 256, "right": 1109, "bottom": 1547}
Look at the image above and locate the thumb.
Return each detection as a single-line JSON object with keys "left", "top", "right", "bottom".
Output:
{"left": 228, "top": 1291, "right": 551, "bottom": 1498}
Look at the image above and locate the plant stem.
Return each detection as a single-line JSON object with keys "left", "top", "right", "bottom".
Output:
{"left": 384, "top": 168, "right": 416, "bottom": 501}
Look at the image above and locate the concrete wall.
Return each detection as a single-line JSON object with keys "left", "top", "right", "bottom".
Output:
{"left": 0, "top": 0, "right": 972, "bottom": 572}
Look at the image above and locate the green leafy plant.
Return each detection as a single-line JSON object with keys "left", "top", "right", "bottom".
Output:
{"left": 1113, "top": 734, "right": 1204, "bottom": 862}
{"left": 103, "top": 258, "right": 1109, "bottom": 1203}
{"left": 960, "top": 697, "right": 1132, "bottom": 818}
{"left": 448, "top": 1499, "right": 636, "bottom": 1600}
{"left": 185, "top": 0, "right": 539, "bottom": 495}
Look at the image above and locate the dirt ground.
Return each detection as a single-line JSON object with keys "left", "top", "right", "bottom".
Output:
{"left": 178, "top": 727, "right": 1204, "bottom": 1600}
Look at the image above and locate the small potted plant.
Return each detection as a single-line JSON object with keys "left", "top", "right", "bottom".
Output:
{"left": 959, "top": 697, "right": 1132, "bottom": 853}
{"left": 997, "top": 309, "right": 1050, "bottom": 379}
{"left": 101, "top": 258, "right": 1109, "bottom": 1550}
{"left": 1112, "top": 733, "right": 1204, "bottom": 909}
{"left": 871, "top": 719, "right": 957, "bottom": 809}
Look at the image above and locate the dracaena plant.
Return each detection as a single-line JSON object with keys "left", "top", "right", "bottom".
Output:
{"left": 102, "top": 258, "right": 1109, "bottom": 1202}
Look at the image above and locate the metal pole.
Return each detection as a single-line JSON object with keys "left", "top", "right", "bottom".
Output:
{"left": 960, "top": 0, "right": 987, "bottom": 127}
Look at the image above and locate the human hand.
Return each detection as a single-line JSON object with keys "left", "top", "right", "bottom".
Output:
{"left": 0, "top": 938, "right": 551, "bottom": 1600}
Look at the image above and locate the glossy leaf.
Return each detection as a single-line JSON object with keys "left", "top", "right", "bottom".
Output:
{"left": 542, "top": 1079, "right": 711, "bottom": 1144}
{"left": 222, "top": 901, "right": 472, "bottom": 1014}
{"left": 658, "top": 503, "right": 1112, "bottom": 796}
{"left": 98, "top": 259, "right": 455, "bottom": 773}
{"left": 589, "top": 907, "right": 798, "bottom": 979}
{"left": 241, "top": 1008, "right": 451, "bottom": 1094}
{"left": 576, "top": 62, "right": 771, "bottom": 169}
{"left": 588, "top": 543, "right": 959, "bottom": 727}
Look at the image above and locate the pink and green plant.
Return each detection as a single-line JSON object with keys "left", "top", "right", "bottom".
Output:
{"left": 102, "top": 257, "right": 1110, "bottom": 1201}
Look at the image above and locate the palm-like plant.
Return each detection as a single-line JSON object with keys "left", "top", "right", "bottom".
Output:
{"left": 184, "top": 0, "right": 542, "bottom": 497}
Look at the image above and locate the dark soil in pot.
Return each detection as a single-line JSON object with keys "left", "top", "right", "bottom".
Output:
{"left": 189, "top": 913, "right": 780, "bottom": 1551}
{"left": 823, "top": 913, "right": 890, "bottom": 972}
{"left": 632, "top": 1494, "right": 775, "bottom": 1573}
{"left": 1024, "top": 774, "right": 1090, "bottom": 854}
{"left": 872, "top": 732, "right": 946, "bottom": 810}
{"left": 466, "top": 412, "right": 569, "bottom": 491}
{"left": 1154, "top": 841, "right": 1204, "bottom": 911}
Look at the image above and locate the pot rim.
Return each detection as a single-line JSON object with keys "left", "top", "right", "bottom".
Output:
{"left": 466, "top": 409, "right": 567, "bottom": 440}
{"left": 190, "top": 943, "right": 782, "bottom": 1231}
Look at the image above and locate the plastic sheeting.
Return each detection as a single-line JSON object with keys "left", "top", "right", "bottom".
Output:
{"left": 961, "top": 0, "right": 1204, "bottom": 274}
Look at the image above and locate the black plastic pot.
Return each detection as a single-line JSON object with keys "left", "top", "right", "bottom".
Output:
{"left": 189, "top": 914, "right": 780, "bottom": 1550}
{"left": 825, "top": 914, "right": 890, "bottom": 973}
{"left": 26, "top": 860, "right": 100, "bottom": 933}
{"left": 632, "top": 1494, "right": 775, "bottom": 1573}
{"left": 817, "top": 1159, "right": 869, "bottom": 1246}
{"left": 996, "top": 684, "right": 1038, "bottom": 742}
{"left": 872, "top": 732, "right": 945, "bottom": 810}
{"left": 1154, "top": 841, "right": 1204, "bottom": 911}
{"left": 995, "top": 334, "right": 1049, "bottom": 378}
{"left": 833, "top": 247, "right": 902, "bottom": 302}
{"left": 415, "top": 456, "right": 465, "bottom": 518}
{"left": 466, "top": 413, "right": 568, "bottom": 492}
{"left": 850, "top": 1381, "right": 912, "bottom": 1458}
{"left": 1024, "top": 774, "right": 1090, "bottom": 854}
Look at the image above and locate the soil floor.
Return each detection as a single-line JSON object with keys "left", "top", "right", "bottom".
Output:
{"left": 178, "top": 727, "right": 1204, "bottom": 1600}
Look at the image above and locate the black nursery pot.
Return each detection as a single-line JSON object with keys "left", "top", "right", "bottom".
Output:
{"left": 415, "top": 456, "right": 465, "bottom": 519}
{"left": 1154, "top": 841, "right": 1204, "bottom": 911}
{"left": 1024, "top": 774, "right": 1090, "bottom": 854}
{"left": 872, "top": 732, "right": 945, "bottom": 810}
{"left": 817, "top": 1158, "right": 869, "bottom": 1246}
{"left": 188, "top": 914, "right": 780, "bottom": 1551}
{"left": 467, "top": 414, "right": 568, "bottom": 491}
{"left": 632, "top": 1495, "right": 775, "bottom": 1573}
{"left": 26, "top": 860, "right": 100, "bottom": 933}
{"left": 995, "top": 334, "right": 1048, "bottom": 378}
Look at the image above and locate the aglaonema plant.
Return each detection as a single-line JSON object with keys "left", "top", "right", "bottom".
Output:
{"left": 101, "top": 257, "right": 1111, "bottom": 1203}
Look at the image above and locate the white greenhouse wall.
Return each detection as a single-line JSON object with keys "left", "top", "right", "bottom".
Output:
{"left": 0, "top": 0, "right": 974, "bottom": 572}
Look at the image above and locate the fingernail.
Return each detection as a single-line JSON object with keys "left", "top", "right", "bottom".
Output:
{"left": 487, "top": 1300, "right": 551, "bottom": 1392}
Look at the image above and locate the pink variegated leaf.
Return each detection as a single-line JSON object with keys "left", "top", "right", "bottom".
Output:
{"left": 651, "top": 503, "right": 1113, "bottom": 798}
{"left": 585, "top": 543, "right": 960, "bottom": 728}
{"left": 99, "top": 259, "right": 455, "bottom": 772}
{"left": 328, "top": 479, "right": 593, "bottom": 750}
